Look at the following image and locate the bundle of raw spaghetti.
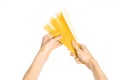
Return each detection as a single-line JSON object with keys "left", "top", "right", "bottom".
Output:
{"left": 44, "top": 10, "right": 78, "bottom": 55}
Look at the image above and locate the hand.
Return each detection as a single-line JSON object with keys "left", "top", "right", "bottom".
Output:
{"left": 39, "top": 33, "right": 62, "bottom": 60}
{"left": 71, "top": 41, "right": 95, "bottom": 69}
{"left": 23, "top": 34, "right": 62, "bottom": 80}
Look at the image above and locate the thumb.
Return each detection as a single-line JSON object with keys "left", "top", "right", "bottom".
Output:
{"left": 54, "top": 35, "right": 62, "bottom": 41}
{"left": 72, "top": 41, "right": 80, "bottom": 51}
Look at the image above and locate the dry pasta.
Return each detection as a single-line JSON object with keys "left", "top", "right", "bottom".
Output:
{"left": 44, "top": 10, "right": 78, "bottom": 56}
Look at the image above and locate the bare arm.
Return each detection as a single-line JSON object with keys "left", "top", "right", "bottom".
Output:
{"left": 72, "top": 41, "right": 108, "bottom": 80}
{"left": 23, "top": 34, "right": 62, "bottom": 80}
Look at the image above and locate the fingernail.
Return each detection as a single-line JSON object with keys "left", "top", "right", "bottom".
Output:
{"left": 72, "top": 41, "right": 75, "bottom": 45}
{"left": 58, "top": 35, "right": 62, "bottom": 38}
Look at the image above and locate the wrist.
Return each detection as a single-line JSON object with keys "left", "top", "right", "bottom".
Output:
{"left": 86, "top": 58, "right": 98, "bottom": 70}
{"left": 38, "top": 48, "right": 51, "bottom": 61}
{"left": 39, "top": 46, "right": 52, "bottom": 54}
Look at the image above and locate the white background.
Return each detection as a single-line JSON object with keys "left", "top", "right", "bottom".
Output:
{"left": 0, "top": 0, "right": 120, "bottom": 80}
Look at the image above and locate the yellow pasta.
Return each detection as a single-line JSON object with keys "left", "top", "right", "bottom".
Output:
{"left": 44, "top": 10, "right": 78, "bottom": 56}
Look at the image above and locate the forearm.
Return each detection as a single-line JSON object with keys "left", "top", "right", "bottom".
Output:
{"left": 88, "top": 59, "right": 108, "bottom": 80}
{"left": 23, "top": 50, "right": 48, "bottom": 80}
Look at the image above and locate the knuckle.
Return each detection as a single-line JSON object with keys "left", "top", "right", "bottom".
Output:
{"left": 49, "top": 38, "right": 55, "bottom": 42}
{"left": 82, "top": 44, "right": 86, "bottom": 47}
{"left": 81, "top": 45, "right": 87, "bottom": 48}
{"left": 43, "top": 36, "right": 47, "bottom": 39}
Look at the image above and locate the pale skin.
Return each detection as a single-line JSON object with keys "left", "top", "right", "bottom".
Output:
{"left": 23, "top": 34, "right": 108, "bottom": 80}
